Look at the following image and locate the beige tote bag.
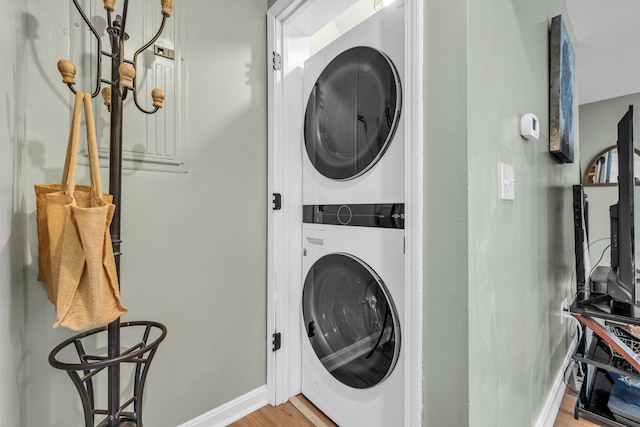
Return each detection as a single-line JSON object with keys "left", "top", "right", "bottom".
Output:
{"left": 35, "top": 91, "right": 127, "bottom": 330}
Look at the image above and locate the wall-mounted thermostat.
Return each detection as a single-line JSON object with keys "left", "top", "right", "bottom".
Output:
{"left": 520, "top": 113, "right": 539, "bottom": 141}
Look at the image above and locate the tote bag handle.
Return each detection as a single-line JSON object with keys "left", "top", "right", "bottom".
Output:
{"left": 82, "top": 92, "right": 104, "bottom": 200}
{"left": 60, "top": 91, "right": 104, "bottom": 201}
{"left": 60, "top": 92, "right": 84, "bottom": 195}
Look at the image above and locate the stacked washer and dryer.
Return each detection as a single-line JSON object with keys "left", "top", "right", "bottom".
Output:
{"left": 300, "top": 4, "right": 406, "bottom": 426}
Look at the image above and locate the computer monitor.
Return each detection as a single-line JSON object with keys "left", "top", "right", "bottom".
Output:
{"left": 608, "top": 105, "right": 636, "bottom": 306}
{"left": 576, "top": 106, "right": 638, "bottom": 317}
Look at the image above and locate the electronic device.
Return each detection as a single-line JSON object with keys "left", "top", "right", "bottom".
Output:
{"left": 520, "top": 113, "right": 540, "bottom": 141}
{"left": 606, "top": 105, "right": 637, "bottom": 310}
{"left": 573, "top": 184, "right": 590, "bottom": 294}
{"left": 302, "top": 4, "right": 405, "bottom": 205}
{"left": 299, "top": 6, "right": 406, "bottom": 426}
{"left": 301, "top": 208, "right": 405, "bottom": 427}
{"left": 575, "top": 106, "right": 639, "bottom": 317}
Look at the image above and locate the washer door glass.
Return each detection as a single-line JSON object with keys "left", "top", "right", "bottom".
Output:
{"left": 302, "top": 253, "right": 401, "bottom": 389}
{"left": 304, "top": 46, "right": 402, "bottom": 180}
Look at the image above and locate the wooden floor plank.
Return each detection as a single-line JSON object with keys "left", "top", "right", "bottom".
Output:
{"left": 228, "top": 398, "right": 315, "bottom": 427}
{"left": 289, "top": 395, "right": 337, "bottom": 427}
{"left": 228, "top": 394, "right": 336, "bottom": 427}
{"left": 553, "top": 389, "right": 600, "bottom": 427}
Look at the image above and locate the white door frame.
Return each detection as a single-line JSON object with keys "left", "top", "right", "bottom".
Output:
{"left": 266, "top": 1, "right": 424, "bottom": 424}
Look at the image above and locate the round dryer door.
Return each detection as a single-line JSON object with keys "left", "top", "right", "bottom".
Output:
{"left": 304, "top": 46, "right": 402, "bottom": 180}
{"left": 302, "top": 253, "right": 401, "bottom": 389}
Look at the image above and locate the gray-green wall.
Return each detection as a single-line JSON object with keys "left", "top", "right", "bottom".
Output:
{"left": 467, "top": 0, "right": 577, "bottom": 425}
{"left": 423, "top": 0, "right": 469, "bottom": 425}
{"left": 18, "top": 1, "right": 268, "bottom": 425}
{"left": 424, "top": 0, "right": 579, "bottom": 425}
{"left": 580, "top": 93, "right": 640, "bottom": 269}
{"left": 1, "top": 1, "right": 28, "bottom": 426}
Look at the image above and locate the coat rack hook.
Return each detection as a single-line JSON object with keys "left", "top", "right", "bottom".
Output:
{"left": 70, "top": 0, "right": 103, "bottom": 97}
{"left": 151, "top": 89, "right": 165, "bottom": 108}
{"left": 118, "top": 63, "right": 135, "bottom": 97}
{"left": 161, "top": 0, "right": 174, "bottom": 17}
{"left": 57, "top": 60, "right": 76, "bottom": 85}
{"left": 102, "top": 87, "right": 112, "bottom": 112}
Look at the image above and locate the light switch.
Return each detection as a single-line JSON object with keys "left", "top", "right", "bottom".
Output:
{"left": 500, "top": 163, "right": 515, "bottom": 200}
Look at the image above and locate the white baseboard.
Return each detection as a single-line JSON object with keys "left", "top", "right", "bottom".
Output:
{"left": 534, "top": 336, "right": 578, "bottom": 427}
{"left": 177, "top": 385, "right": 268, "bottom": 427}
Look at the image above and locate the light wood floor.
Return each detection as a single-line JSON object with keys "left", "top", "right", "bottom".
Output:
{"left": 553, "top": 389, "right": 600, "bottom": 427}
{"left": 228, "top": 395, "right": 337, "bottom": 427}
{"left": 230, "top": 389, "right": 598, "bottom": 427}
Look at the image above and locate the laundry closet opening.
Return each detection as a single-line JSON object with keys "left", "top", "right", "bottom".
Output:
{"left": 307, "top": 0, "right": 388, "bottom": 55}
{"left": 266, "top": 0, "right": 423, "bottom": 424}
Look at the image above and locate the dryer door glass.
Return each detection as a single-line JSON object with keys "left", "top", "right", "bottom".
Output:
{"left": 302, "top": 253, "right": 401, "bottom": 389}
{"left": 304, "top": 46, "right": 401, "bottom": 180}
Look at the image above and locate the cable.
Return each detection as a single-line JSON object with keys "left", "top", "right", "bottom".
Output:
{"left": 562, "top": 324, "right": 585, "bottom": 394}
{"left": 588, "top": 243, "right": 612, "bottom": 280}
{"left": 567, "top": 316, "right": 580, "bottom": 339}
{"left": 570, "top": 237, "right": 611, "bottom": 298}
{"left": 562, "top": 360, "right": 580, "bottom": 394}
{"left": 571, "top": 237, "right": 610, "bottom": 287}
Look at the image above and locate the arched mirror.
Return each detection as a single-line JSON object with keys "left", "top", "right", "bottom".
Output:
{"left": 584, "top": 145, "right": 640, "bottom": 186}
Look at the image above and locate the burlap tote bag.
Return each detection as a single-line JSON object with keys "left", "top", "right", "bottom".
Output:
{"left": 35, "top": 93, "right": 111, "bottom": 300}
{"left": 34, "top": 91, "right": 127, "bottom": 330}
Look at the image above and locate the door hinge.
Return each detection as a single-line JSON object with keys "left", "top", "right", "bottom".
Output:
{"left": 272, "top": 51, "right": 282, "bottom": 71}
{"left": 272, "top": 193, "right": 282, "bottom": 210}
{"left": 272, "top": 332, "right": 282, "bottom": 351}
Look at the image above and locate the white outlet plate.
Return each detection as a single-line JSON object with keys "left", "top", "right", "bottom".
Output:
{"left": 560, "top": 297, "right": 569, "bottom": 324}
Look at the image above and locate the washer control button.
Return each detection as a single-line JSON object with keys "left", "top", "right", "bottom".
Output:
{"left": 337, "top": 205, "right": 353, "bottom": 225}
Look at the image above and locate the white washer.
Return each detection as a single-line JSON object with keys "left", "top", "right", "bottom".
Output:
{"left": 301, "top": 204, "right": 404, "bottom": 427}
{"left": 302, "top": 4, "right": 405, "bottom": 205}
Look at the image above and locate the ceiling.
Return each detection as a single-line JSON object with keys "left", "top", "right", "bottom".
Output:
{"left": 565, "top": 0, "right": 640, "bottom": 105}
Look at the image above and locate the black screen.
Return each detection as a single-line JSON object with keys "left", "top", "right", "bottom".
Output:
{"left": 610, "top": 105, "right": 635, "bottom": 303}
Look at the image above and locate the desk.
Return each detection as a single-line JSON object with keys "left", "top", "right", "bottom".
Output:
{"left": 570, "top": 299, "right": 640, "bottom": 426}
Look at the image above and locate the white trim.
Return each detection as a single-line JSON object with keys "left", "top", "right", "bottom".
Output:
{"left": 176, "top": 386, "right": 268, "bottom": 427}
{"left": 534, "top": 336, "right": 578, "bottom": 427}
{"left": 403, "top": 0, "right": 424, "bottom": 425}
{"left": 266, "top": 6, "right": 282, "bottom": 406}
{"left": 267, "top": 0, "right": 308, "bottom": 406}
{"left": 278, "top": 25, "right": 306, "bottom": 405}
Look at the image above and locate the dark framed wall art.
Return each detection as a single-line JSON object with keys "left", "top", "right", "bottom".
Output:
{"left": 549, "top": 15, "right": 576, "bottom": 163}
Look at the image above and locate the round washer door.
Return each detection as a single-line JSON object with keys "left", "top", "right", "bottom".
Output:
{"left": 304, "top": 46, "right": 402, "bottom": 180}
{"left": 302, "top": 253, "right": 401, "bottom": 389}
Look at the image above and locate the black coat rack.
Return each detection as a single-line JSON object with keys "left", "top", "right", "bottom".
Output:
{"left": 48, "top": 1, "right": 171, "bottom": 426}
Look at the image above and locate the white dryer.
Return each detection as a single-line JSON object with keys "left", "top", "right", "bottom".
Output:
{"left": 301, "top": 203, "right": 405, "bottom": 427}
{"left": 302, "top": 4, "right": 405, "bottom": 205}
